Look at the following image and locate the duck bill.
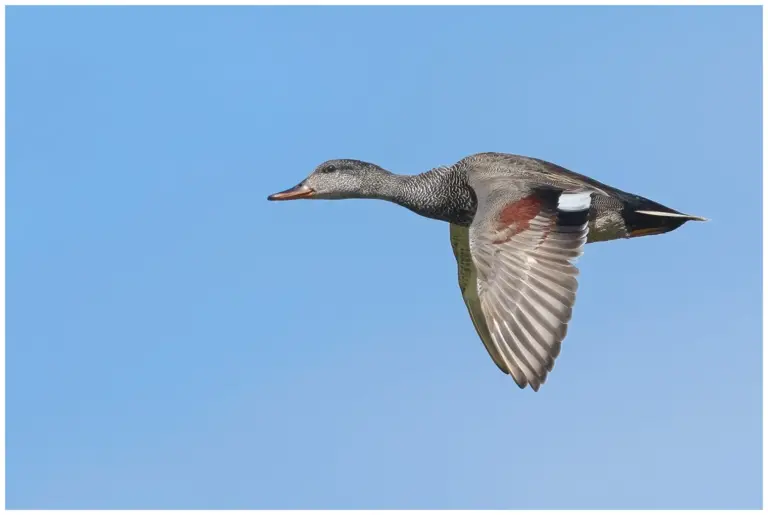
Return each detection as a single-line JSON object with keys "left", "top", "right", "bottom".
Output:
{"left": 267, "top": 183, "right": 315, "bottom": 201}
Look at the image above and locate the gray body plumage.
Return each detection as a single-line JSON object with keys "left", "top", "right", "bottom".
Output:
{"left": 310, "top": 153, "right": 685, "bottom": 243}
{"left": 269, "top": 152, "right": 706, "bottom": 391}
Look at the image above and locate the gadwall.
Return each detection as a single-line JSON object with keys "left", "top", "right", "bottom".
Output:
{"left": 269, "top": 152, "right": 706, "bottom": 391}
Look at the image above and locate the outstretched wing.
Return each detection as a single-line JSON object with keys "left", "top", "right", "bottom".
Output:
{"left": 456, "top": 179, "right": 592, "bottom": 391}
{"left": 449, "top": 223, "right": 510, "bottom": 374}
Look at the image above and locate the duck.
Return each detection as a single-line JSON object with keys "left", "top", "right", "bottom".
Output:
{"left": 268, "top": 152, "right": 706, "bottom": 391}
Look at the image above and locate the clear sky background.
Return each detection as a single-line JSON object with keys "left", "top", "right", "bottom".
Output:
{"left": 7, "top": 6, "right": 762, "bottom": 510}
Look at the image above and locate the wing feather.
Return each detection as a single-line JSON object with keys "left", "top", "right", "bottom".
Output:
{"left": 456, "top": 181, "right": 591, "bottom": 390}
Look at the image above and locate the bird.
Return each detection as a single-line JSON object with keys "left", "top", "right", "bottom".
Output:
{"left": 268, "top": 152, "right": 706, "bottom": 391}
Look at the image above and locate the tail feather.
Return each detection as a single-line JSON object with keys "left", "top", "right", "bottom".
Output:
{"left": 634, "top": 210, "right": 709, "bottom": 222}
{"left": 622, "top": 196, "right": 707, "bottom": 238}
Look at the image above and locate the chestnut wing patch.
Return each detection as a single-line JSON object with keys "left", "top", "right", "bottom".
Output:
{"left": 494, "top": 195, "right": 543, "bottom": 241}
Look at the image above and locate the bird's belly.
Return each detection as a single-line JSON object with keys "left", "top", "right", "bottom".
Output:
{"left": 587, "top": 211, "right": 629, "bottom": 243}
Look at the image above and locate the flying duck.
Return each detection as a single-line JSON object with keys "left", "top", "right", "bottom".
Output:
{"left": 268, "top": 152, "right": 706, "bottom": 391}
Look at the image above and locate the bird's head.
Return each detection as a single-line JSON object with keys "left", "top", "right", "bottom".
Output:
{"left": 267, "top": 159, "right": 391, "bottom": 201}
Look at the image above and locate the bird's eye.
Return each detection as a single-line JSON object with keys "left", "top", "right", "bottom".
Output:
{"left": 323, "top": 165, "right": 337, "bottom": 174}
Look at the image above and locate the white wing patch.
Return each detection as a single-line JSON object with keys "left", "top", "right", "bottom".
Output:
{"left": 558, "top": 191, "right": 592, "bottom": 212}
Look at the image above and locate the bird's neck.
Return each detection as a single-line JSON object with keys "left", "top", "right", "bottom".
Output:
{"left": 372, "top": 166, "right": 476, "bottom": 225}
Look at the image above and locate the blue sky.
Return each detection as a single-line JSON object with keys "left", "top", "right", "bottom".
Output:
{"left": 6, "top": 6, "right": 761, "bottom": 509}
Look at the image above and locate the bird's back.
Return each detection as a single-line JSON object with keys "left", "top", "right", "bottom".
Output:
{"left": 458, "top": 152, "right": 699, "bottom": 242}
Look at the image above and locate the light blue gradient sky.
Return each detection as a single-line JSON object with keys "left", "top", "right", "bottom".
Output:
{"left": 7, "top": 6, "right": 762, "bottom": 509}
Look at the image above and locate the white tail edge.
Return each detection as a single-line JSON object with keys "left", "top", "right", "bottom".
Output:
{"left": 635, "top": 210, "right": 709, "bottom": 222}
